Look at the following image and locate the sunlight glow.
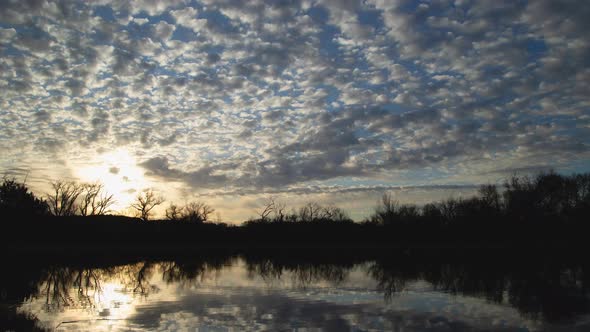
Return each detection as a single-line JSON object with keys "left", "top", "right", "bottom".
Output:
{"left": 97, "top": 282, "right": 135, "bottom": 320}
{"left": 76, "top": 148, "right": 149, "bottom": 212}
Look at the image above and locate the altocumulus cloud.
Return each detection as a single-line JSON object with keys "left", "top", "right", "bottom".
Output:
{"left": 0, "top": 0, "right": 589, "bottom": 220}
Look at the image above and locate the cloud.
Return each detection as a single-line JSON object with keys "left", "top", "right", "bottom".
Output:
{"left": 131, "top": 291, "right": 498, "bottom": 332}
{"left": 100, "top": 0, "right": 188, "bottom": 16}
{"left": 0, "top": 0, "right": 589, "bottom": 221}
{"left": 140, "top": 156, "right": 228, "bottom": 189}
{"left": 33, "top": 110, "right": 51, "bottom": 123}
{"left": 152, "top": 21, "right": 176, "bottom": 40}
{"left": 171, "top": 6, "right": 206, "bottom": 32}
{"left": 117, "top": 262, "right": 535, "bottom": 332}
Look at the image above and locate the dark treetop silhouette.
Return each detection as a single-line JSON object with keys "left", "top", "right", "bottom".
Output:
{"left": 1, "top": 171, "right": 590, "bottom": 249}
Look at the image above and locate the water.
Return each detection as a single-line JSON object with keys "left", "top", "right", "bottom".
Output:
{"left": 3, "top": 253, "right": 590, "bottom": 331}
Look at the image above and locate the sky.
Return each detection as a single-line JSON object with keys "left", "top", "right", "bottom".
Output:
{"left": 0, "top": 0, "right": 589, "bottom": 222}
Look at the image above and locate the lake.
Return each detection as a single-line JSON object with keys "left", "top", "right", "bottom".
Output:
{"left": 2, "top": 250, "right": 590, "bottom": 331}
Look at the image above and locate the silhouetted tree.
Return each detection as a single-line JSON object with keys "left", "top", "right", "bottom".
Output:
{"left": 165, "top": 203, "right": 183, "bottom": 221}
{"left": 47, "top": 180, "right": 83, "bottom": 216}
{"left": 249, "top": 199, "right": 352, "bottom": 225}
{"left": 535, "top": 171, "right": 569, "bottom": 215}
{"left": 421, "top": 203, "right": 442, "bottom": 220}
{"left": 298, "top": 202, "right": 324, "bottom": 222}
{"left": 273, "top": 200, "right": 287, "bottom": 222}
{"left": 501, "top": 171, "right": 590, "bottom": 220}
{"left": 78, "top": 182, "right": 115, "bottom": 216}
{"left": 573, "top": 173, "right": 590, "bottom": 213}
{"left": 257, "top": 196, "right": 287, "bottom": 222}
{"left": 258, "top": 197, "right": 275, "bottom": 222}
{"left": 181, "top": 201, "right": 215, "bottom": 223}
{"left": 439, "top": 197, "right": 460, "bottom": 223}
{"left": 0, "top": 178, "right": 49, "bottom": 216}
{"left": 575, "top": 173, "right": 590, "bottom": 203}
{"left": 322, "top": 206, "right": 353, "bottom": 223}
{"left": 130, "top": 189, "right": 164, "bottom": 221}
{"left": 479, "top": 184, "right": 502, "bottom": 212}
{"left": 370, "top": 192, "right": 399, "bottom": 225}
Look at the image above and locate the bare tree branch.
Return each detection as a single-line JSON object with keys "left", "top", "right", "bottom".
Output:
{"left": 182, "top": 201, "right": 215, "bottom": 223}
{"left": 130, "top": 189, "right": 164, "bottom": 221}
{"left": 165, "top": 203, "right": 183, "bottom": 221}
{"left": 79, "top": 183, "right": 115, "bottom": 216}
{"left": 47, "top": 180, "right": 83, "bottom": 216}
{"left": 258, "top": 197, "right": 275, "bottom": 221}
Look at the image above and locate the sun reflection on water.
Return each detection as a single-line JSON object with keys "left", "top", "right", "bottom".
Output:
{"left": 13, "top": 260, "right": 551, "bottom": 332}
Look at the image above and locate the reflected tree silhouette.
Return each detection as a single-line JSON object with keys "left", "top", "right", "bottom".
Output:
{"left": 367, "top": 251, "right": 590, "bottom": 322}
{"left": 39, "top": 266, "right": 117, "bottom": 312}
{"left": 160, "top": 258, "right": 230, "bottom": 286}
{"left": 244, "top": 255, "right": 354, "bottom": 289}
{"left": 3, "top": 251, "right": 590, "bottom": 328}
{"left": 119, "top": 262, "right": 158, "bottom": 297}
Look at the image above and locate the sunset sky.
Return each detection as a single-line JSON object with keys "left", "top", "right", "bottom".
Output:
{"left": 1, "top": 0, "right": 588, "bottom": 222}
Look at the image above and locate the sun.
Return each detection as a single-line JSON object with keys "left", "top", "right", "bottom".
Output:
{"left": 76, "top": 148, "right": 150, "bottom": 212}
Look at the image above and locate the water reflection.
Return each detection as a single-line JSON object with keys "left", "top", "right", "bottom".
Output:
{"left": 3, "top": 251, "right": 590, "bottom": 331}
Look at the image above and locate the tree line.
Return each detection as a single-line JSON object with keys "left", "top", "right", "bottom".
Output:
{"left": 247, "top": 196, "right": 353, "bottom": 224}
{"left": 362, "top": 171, "right": 590, "bottom": 227}
{"left": 0, "top": 178, "right": 215, "bottom": 222}
{"left": 244, "top": 171, "right": 590, "bottom": 228}
{"left": 2, "top": 171, "right": 590, "bottom": 229}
